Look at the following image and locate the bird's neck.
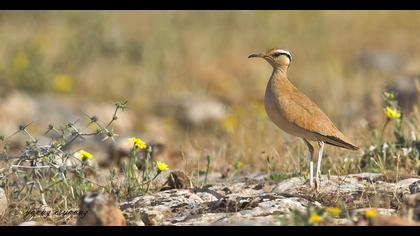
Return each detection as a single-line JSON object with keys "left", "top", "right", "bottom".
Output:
{"left": 277, "top": 65, "right": 289, "bottom": 73}
{"left": 271, "top": 67, "right": 288, "bottom": 82}
{"left": 272, "top": 66, "right": 288, "bottom": 77}
{"left": 268, "top": 67, "right": 295, "bottom": 94}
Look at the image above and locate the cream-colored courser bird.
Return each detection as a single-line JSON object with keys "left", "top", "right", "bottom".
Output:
{"left": 248, "top": 48, "right": 358, "bottom": 191}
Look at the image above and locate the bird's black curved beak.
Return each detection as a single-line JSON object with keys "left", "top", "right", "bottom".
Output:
{"left": 248, "top": 53, "right": 264, "bottom": 58}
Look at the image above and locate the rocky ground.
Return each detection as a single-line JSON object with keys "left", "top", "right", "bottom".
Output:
{"left": 119, "top": 172, "right": 420, "bottom": 226}
{"left": 6, "top": 171, "right": 420, "bottom": 226}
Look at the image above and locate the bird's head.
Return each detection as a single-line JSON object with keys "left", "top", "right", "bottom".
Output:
{"left": 248, "top": 48, "right": 292, "bottom": 69}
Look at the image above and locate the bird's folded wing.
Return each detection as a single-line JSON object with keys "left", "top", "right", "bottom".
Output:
{"left": 279, "top": 88, "right": 358, "bottom": 150}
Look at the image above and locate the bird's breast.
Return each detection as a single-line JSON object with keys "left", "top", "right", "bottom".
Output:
{"left": 264, "top": 84, "right": 288, "bottom": 130}
{"left": 264, "top": 85, "right": 289, "bottom": 130}
{"left": 264, "top": 81, "right": 318, "bottom": 140}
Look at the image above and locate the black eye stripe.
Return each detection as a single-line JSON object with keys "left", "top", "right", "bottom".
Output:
{"left": 272, "top": 52, "right": 281, "bottom": 57}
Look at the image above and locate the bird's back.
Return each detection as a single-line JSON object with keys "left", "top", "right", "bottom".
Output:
{"left": 265, "top": 71, "right": 358, "bottom": 150}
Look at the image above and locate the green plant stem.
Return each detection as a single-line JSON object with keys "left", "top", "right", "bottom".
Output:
{"left": 204, "top": 155, "right": 212, "bottom": 185}
{"left": 380, "top": 118, "right": 390, "bottom": 143}
{"left": 145, "top": 171, "right": 161, "bottom": 193}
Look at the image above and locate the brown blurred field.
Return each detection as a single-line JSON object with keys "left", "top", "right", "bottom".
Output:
{"left": 0, "top": 10, "right": 419, "bottom": 178}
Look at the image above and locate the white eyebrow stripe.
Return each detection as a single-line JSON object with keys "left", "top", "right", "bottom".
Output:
{"left": 274, "top": 49, "right": 291, "bottom": 57}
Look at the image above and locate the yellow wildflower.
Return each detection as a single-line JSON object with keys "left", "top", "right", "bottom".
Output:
{"left": 220, "top": 114, "right": 237, "bottom": 134}
{"left": 52, "top": 74, "right": 73, "bottom": 93}
{"left": 384, "top": 106, "right": 401, "bottom": 120}
{"left": 308, "top": 212, "right": 322, "bottom": 224}
{"left": 156, "top": 161, "right": 169, "bottom": 172}
{"left": 76, "top": 149, "right": 93, "bottom": 161}
{"left": 13, "top": 51, "right": 29, "bottom": 72}
{"left": 365, "top": 208, "right": 378, "bottom": 219}
{"left": 129, "top": 137, "right": 147, "bottom": 149}
{"left": 325, "top": 207, "right": 341, "bottom": 217}
{"left": 234, "top": 160, "right": 244, "bottom": 170}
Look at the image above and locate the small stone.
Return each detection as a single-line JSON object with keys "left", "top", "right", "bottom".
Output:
{"left": 132, "top": 220, "right": 145, "bottom": 226}
{"left": 0, "top": 188, "right": 7, "bottom": 217}
{"left": 387, "top": 76, "right": 420, "bottom": 113}
{"left": 396, "top": 178, "right": 420, "bottom": 195}
{"left": 409, "top": 180, "right": 420, "bottom": 194}
{"left": 358, "top": 50, "right": 401, "bottom": 72}
{"left": 140, "top": 208, "right": 170, "bottom": 226}
{"left": 402, "top": 193, "right": 420, "bottom": 221}
{"left": 253, "top": 183, "right": 264, "bottom": 190}
{"left": 76, "top": 192, "right": 126, "bottom": 226}
{"left": 176, "top": 95, "right": 227, "bottom": 127}
{"left": 166, "top": 170, "right": 193, "bottom": 189}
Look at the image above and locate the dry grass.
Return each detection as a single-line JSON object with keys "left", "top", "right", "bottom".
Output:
{"left": 0, "top": 10, "right": 419, "bottom": 172}
{"left": 0, "top": 10, "right": 419, "bottom": 225}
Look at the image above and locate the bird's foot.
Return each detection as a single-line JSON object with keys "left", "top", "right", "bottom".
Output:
{"left": 309, "top": 178, "right": 315, "bottom": 189}
{"left": 313, "top": 177, "right": 321, "bottom": 192}
{"left": 309, "top": 180, "right": 316, "bottom": 191}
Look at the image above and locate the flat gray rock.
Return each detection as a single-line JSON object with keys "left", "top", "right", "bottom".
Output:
{"left": 0, "top": 188, "right": 7, "bottom": 218}
{"left": 120, "top": 173, "right": 420, "bottom": 226}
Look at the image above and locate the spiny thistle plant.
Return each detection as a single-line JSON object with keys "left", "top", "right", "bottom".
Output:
{"left": 0, "top": 99, "right": 170, "bottom": 223}
{"left": 0, "top": 101, "right": 128, "bottom": 211}
{"left": 361, "top": 91, "right": 420, "bottom": 175}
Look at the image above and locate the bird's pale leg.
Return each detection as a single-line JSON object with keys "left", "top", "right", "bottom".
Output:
{"left": 315, "top": 141, "right": 325, "bottom": 191}
{"left": 303, "top": 139, "right": 315, "bottom": 189}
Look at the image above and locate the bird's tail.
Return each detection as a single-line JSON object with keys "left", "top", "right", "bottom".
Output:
{"left": 323, "top": 135, "right": 359, "bottom": 150}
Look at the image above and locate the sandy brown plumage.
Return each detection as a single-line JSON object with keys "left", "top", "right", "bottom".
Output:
{"left": 249, "top": 48, "right": 358, "bottom": 191}
{"left": 267, "top": 70, "right": 358, "bottom": 150}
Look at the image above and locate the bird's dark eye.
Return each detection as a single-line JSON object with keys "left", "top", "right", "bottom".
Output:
{"left": 272, "top": 52, "right": 281, "bottom": 57}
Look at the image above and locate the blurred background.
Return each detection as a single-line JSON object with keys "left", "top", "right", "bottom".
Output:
{"left": 0, "top": 10, "right": 419, "bottom": 177}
